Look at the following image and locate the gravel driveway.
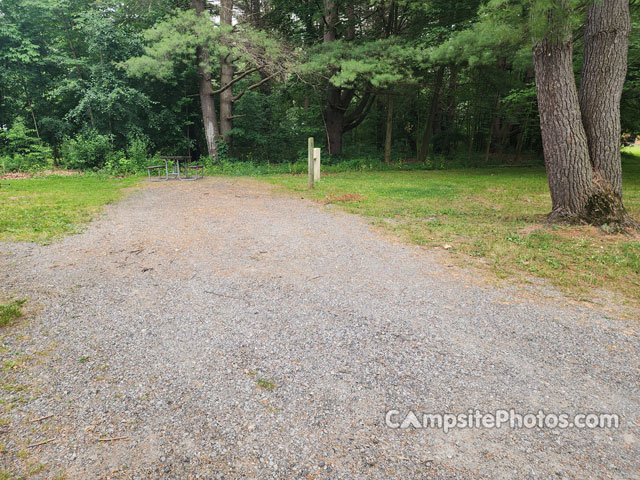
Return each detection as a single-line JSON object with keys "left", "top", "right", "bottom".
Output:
{"left": 1, "top": 178, "right": 638, "bottom": 479}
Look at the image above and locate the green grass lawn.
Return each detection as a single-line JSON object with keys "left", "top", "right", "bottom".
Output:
{"left": 264, "top": 149, "right": 640, "bottom": 307}
{"left": 0, "top": 175, "right": 139, "bottom": 243}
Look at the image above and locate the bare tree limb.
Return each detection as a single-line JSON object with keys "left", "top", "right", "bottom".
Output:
{"left": 344, "top": 92, "right": 372, "bottom": 123}
{"left": 344, "top": 94, "right": 376, "bottom": 132}
{"left": 232, "top": 72, "right": 278, "bottom": 101}
{"left": 212, "top": 67, "right": 260, "bottom": 94}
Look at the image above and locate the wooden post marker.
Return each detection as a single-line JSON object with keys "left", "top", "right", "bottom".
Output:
{"left": 308, "top": 137, "right": 314, "bottom": 189}
{"left": 313, "top": 147, "right": 321, "bottom": 182}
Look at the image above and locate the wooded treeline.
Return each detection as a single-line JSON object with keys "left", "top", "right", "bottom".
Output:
{"left": 1, "top": 0, "right": 639, "bottom": 173}
{"left": 0, "top": 0, "right": 634, "bottom": 168}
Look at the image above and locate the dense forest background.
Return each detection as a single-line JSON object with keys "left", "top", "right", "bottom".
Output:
{"left": 1, "top": 0, "right": 639, "bottom": 173}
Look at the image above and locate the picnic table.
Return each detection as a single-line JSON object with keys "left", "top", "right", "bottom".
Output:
{"left": 147, "top": 156, "right": 204, "bottom": 181}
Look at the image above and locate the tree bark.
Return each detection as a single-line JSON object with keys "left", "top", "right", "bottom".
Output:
{"left": 320, "top": 0, "right": 373, "bottom": 155}
{"left": 579, "top": 0, "right": 630, "bottom": 197}
{"left": 323, "top": 0, "right": 337, "bottom": 43}
{"left": 446, "top": 67, "right": 458, "bottom": 128}
{"left": 384, "top": 91, "right": 394, "bottom": 164}
{"left": 322, "top": 0, "right": 343, "bottom": 155}
{"left": 192, "top": 0, "right": 219, "bottom": 158}
{"left": 322, "top": 0, "right": 347, "bottom": 155}
{"left": 533, "top": 34, "right": 593, "bottom": 220}
{"left": 220, "top": 0, "right": 234, "bottom": 147}
{"left": 533, "top": 0, "right": 635, "bottom": 227}
{"left": 323, "top": 87, "right": 351, "bottom": 155}
{"left": 417, "top": 66, "right": 445, "bottom": 164}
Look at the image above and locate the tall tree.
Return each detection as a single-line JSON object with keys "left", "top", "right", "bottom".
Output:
{"left": 219, "top": 0, "right": 234, "bottom": 145}
{"left": 321, "top": 0, "right": 375, "bottom": 155}
{"left": 533, "top": 0, "right": 634, "bottom": 227}
{"left": 192, "top": 0, "right": 220, "bottom": 158}
{"left": 579, "top": 0, "right": 630, "bottom": 202}
{"left": 125, "top": 0, "right": 289, "bottom": 159}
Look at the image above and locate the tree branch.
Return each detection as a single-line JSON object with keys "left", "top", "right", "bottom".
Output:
{"left": 232, "top": 72, "right": 278, "bottom": 101}
{"left": 344, "top": 92, "right": 372, "bottom": 123}
{"left": 212, "top": 67, "right": 260, "bottom": 95}
{"left": 344, "top": 94, "right": 376, "bottom": 132}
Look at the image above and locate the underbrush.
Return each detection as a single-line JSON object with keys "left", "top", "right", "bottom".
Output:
{"left": 0, "top": 300, "right": 26, "bottom": 328}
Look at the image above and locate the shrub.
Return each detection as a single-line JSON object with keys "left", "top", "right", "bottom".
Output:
{"left": 102, "top": 135, "right": 150, "bottom": 175}
{"left": 0, "top": 118, "right": 52, "bottom": 172}
{"left": 61, "top": 130, "right": 113, "bottom": 170}
{"left": 126, "top": 135, "right": 150, "bottom": 172}
{"left": 0, "top": 299, "right": 26, "bottom": 328}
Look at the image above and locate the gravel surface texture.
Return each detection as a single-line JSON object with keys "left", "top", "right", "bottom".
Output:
{"left": 1, "top": 178, "right": 638, "bottom": 479}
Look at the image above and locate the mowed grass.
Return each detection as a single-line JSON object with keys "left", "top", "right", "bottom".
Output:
{"left": 0, "top": 175, "right": 139, "bottom": 243}
{"left": 264, "top": 149, "right": 640, "bottom": 307}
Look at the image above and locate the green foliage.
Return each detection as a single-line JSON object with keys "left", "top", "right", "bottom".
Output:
{"left": 104, "top": 135, "right": 151, "bottom": 175}
{"left": 0, "top": 299, "right": 26, "bottom": 328}
{"left": 430, "top": 2, "right": 530, "bottom": 69}
{"left": 124, "top": 9, "right": 289, "bottom": 88}
{"left": 62, "top": 130, "right": 114, "bottom": 170}
{"left": 123, "top": 9, "right": 206, "bottom": 81}
{"left": 304, "top": 38, "right": 419, "bottom": 88}
{"left": 0, "top": 0, "right": 636, "bottom": 168}
{"left": 0, "top": 118, "right": 51, "bottom": 172}
{"left": 61, "top": 130, "right": 151, "bottom": 174}
{"left": 215, "top": 139, "right": 230, "bottom": 162}
{"left": 256, "top": 377, "right": 277, "bottom": 391}
{"left": 622, "top": 10, "right": 640, "bottom": 137}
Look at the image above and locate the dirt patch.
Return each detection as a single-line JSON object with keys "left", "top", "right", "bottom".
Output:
{"left": 517, "top": 223, "right": 545, "bottom": 236}
{"left": 0, "top": 172, "right": 32, "bottom": 180}
{"left": 0, "top": 169, "right": 80, "bottom": 180}
{"left": 323, "top": 192, "right": 364, "bottom": 204}
{"left": 542, "top": 223, "right": 640, "bottom": 242}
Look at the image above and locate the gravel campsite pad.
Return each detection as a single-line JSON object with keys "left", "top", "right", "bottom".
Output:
{"left": 1, "top": 179, "right": 639, "bottom": 479}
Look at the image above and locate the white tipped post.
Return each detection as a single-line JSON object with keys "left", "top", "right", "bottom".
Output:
{"left": 308, "top": 137, "right": 314, "bottom": 189}
{"left": 313, "top": 147, "right": 321, "bottom": 182}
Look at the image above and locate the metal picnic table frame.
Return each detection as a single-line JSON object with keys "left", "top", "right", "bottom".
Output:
{"left": 147, "top": 155, "right": 204, "bottom": 181}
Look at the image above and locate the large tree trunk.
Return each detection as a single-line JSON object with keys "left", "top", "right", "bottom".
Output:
{"left": 324, "top": 83, "right": 354, "bottom": 155}
{"left": 417, "top": 66, "right": 445, "bottom": 164}
{"left": 579, "top": 0, "right": 630, "bottom": 198}
{"left": 384, "top": 90, "right": 394, "bottom": 164}
{"left": 220, "top": 0, "right": 234, "bottom": 147}
{"left": 322, "top": 0, "right": 344, "bottom": 155}
{"left": 192, "top": 0, "right": 219, "bottom": 158}
{"left": 324, "top": 100, "right": 345, "bottom": 155}
{"left": 323, "top": 0, "right": 337, "bottom": 43}
{"left": 444, "top": 65, "right": 458, "bottom": 131}
{"left": 533, "top": 34, "right": 593, "bottom": 220}
{"left": 533, "top": 0, "right": 634, "bottom": 227}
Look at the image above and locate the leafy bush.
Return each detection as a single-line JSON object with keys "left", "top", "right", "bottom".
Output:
{"left": 62, "top": 130, "right": 114, "bottom": 170}
{"left": 208, "top": 159, "right": 304, "bottom": 176}
{"left": 0, "top": 118, "right": 52, "bottom": 172}
{"left": 103, "top": 135, "right": 150, "bottom": 175}
{"left": 103, "top": 150, "right": 130, "bottom": 175}
{"left": 126, "top": 135, "right": 150, "bottom": 171}
{"left": 215, "top": 139, "right": 230, "bottom": 162}
{"left": 62, "top": 131, "right": 150, "bottom": 174}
